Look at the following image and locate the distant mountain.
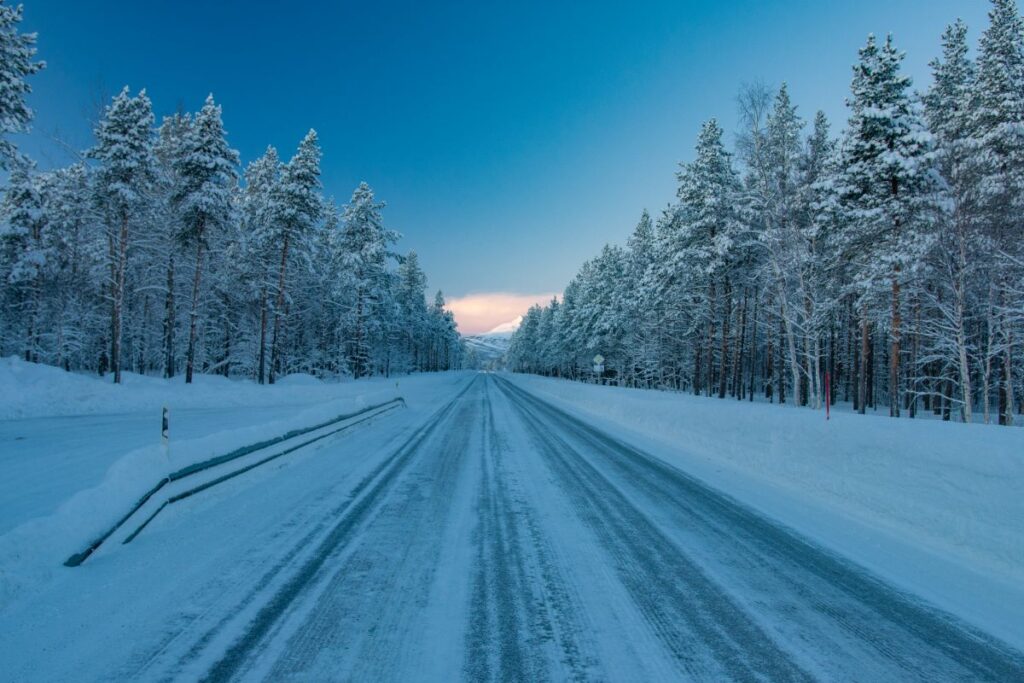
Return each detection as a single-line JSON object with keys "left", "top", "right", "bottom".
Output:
{"left": 463, "top": 333, "right": 511, "bottom": 356}
{"left": 484, "top": 316, "right": 521, "bottom": 337}
{"left": 462, "top": 318, "right": 518, "bottom": 368}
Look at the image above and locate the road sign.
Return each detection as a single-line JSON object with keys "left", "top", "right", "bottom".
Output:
{"left": 593, "top": 354, "right": 604, "bottom": 365}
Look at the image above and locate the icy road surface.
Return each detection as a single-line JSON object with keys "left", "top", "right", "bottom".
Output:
{"left": 3, "top": 373, "right": 1023, "bottom": 681}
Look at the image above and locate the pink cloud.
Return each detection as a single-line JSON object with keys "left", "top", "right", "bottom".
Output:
{"left": 446, "top": 292, "right": 559, "bottom": 335}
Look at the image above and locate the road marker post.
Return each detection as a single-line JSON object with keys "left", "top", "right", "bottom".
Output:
{"left": 161, "top": 406, "right": 171, "bottom": 465}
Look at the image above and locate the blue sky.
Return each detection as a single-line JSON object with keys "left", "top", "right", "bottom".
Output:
{"left": 18, "top": 0, "right": 990, "bottom": 331}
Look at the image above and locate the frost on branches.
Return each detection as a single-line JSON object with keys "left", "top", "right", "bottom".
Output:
{"left": 509, "top": 1, "right": 1024, "bottom": 426}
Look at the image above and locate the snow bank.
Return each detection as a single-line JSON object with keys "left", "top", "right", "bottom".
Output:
{"left": 0, "top": 366, "right": 470, "bottom": 608}
{"left": 506, "top": 374, "right": 1024, "bottom": 587}
{"left": 0, "top": 391, "right": 399, "bottom": 607}
{"left": 0, "top": 356, "right": 358, "bottom": 420}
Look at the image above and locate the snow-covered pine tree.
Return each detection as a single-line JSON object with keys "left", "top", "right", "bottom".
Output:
{"left": 37, "top": 163, "right": 95, "bottom": 370}
{"left": 239, "top": 146, "right": 281, "bottom": 383}
{"left": 674, "top": 119, "right": 744, "bottom": 397}
{"left": 623, "top": 210, "right": 658, "bottom": 387}
{"left": 268, "top": 130, "right": 322, "bottom": 384}
{"left": 88, "top": 87, "right": 156, "bottom": 384}
{"left": 0, "top": 0, "right": 43, "bottom": 168}
{"left": 798, "top": 110, "right": 839, "bottom": 410}
{"left": 153, "top": 111, "right": 192, "bottom": 378}
{"left": 171, "top": 94, "right": 239, "bottom": 383}
{"left": 835, "top": 34, "right": 938, "bottom": 416}
{"left": 0, "top": 156, "right": 44, "bottom": 359}
{"left": 395, "top": 250, "right": 428, "bottom": 371}
{"left": 967, "top": 0, "right": 1024, "bottom": 424}
{"left": 739, "top": 83, "right": 807, "bottom": 406}
{"left": 923, "top": 19, "right": 978, "bottom": 422}
{"left": 341, "top": 181, "right": 397, "bottom": 378}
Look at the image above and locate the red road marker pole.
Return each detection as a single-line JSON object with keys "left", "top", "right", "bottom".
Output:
{"left": 825, "top": 371, "right": 831, "bottom": 421}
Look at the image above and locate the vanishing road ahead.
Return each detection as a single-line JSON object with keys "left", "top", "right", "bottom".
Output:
{"left": 4, "top": 374, "right": 1023, "bottom": 681}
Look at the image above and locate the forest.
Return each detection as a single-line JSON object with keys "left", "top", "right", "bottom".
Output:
{"left": 0, "top": 3, "right": 463, "bottom": 385}
{"left": 509, "top": 0, "right": 1024, "bottom": 426}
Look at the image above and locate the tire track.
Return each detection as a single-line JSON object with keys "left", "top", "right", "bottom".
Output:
{"left": 495, "top": 376, "right": 815, "bottom": 682}
{"left": 464, "top": 379, "right": 593, "bottom": 682}
{"left": 497, "top": 376, "right": 1024, "bottom": 681}
{"left": 257, "top": 379, "right": 479, "bottom": 681}
{"left": 198, "top": 375, "right": 480, "bottom": 682}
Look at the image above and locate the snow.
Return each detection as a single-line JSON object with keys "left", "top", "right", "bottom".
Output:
{"left": 2, "top": 372, "right": 1020, "bottom": 680}
{"left": 0, "top": 355, "right": 360, "bottom": 420}
{"left": 0, "top": 357, "right": 472, "bottom": 608}
{"left": 485, "top": 316, "right": 521, "bottom": 336}
{"left": 503, "top": 373, "right": 1024, "bottom": 647}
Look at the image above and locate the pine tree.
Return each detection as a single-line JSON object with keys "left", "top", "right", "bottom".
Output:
{"left": 89, "top": 87, "right": 156, "bottom": 384}
{"left": 153, "top": 111, "right": 192, "bottom": 378}
{"left": 924, "top": 20, "right": 978, "bottom": 422}
{"left": 836, "top": 34, "right": 938, "bottom": 416}
{"left": 0, "top": 156, "right": 44, "bottom": 359}
{"left": 268, "top": 130, "right": 322, "bottom": 384}
{"left": 674, "top": 119, "right": 744, "bottom": 397}
{"left": 172, "top": 94, "right": 239, "bottom": 383}
{"left": 239, "top": 146, "right": 281, "bottom": 383}
{"left": 396, "top": 250, "right": 428, "bottom": 371}
{"left": 341, "top": 181, "right": 397, "bottom": 378}
{"left": 0, "top": 0, "right": 43, "bottom": 167}
{"left": 969, "top": 0, "right": 1024, "bottom": 424}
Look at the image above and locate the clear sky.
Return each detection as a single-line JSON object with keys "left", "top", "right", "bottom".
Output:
{"left": 17, "top": 0, "right": 990, "bottom": 332}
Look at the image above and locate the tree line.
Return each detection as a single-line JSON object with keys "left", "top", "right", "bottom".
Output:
{"left": 509, "top": 0, "right": 1024, "bottom": 426}
{"left": 0, "top": 3, "right": 462, "bottom": 384}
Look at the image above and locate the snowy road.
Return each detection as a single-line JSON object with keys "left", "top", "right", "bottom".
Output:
{"left": 3, "top": 373, "right": 1023, "bottom": 681}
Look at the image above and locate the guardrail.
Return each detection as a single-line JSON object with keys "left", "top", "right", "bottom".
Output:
{"left": 64, "top": 397, "right": 405, "bottom": 567}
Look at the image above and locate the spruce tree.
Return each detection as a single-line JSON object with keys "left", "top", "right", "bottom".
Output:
{"left": 341, "top": 182, "right": 397, "bottom": 378}
{"left": 89, "top": 87, "right": 156, "bottom": 384}
{"left": 0, "top": 0, "right": 43, "bottom": 167}
{"left": 924, "top": 20, "right": 978, "bottom": 422}
{"left": 268, "top": 130, "right": 322, "bottom": 383}
{"left": 171, "top": 94, "right": 239, "bottom": 383}
{"left": 969, "top": 0, "right": 1024, "bottom": 424}
{"left": 836, "top": 34, "right": 938, "bottom": 416}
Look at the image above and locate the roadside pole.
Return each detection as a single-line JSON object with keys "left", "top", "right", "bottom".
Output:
{"left": 161, "top": 406, "right": 171, "bottom": 466}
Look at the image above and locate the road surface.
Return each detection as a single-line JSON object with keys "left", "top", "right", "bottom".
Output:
{"left": 2, "top": 373, "right": 1022, "bottom": 681}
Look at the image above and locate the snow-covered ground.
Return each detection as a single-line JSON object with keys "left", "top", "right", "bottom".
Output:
{"left": 1, "top": 366, "right": 1021, "bottom": 680}
{"left": 0, "top": 357, "right": 471, "bottom": 605}
{"left": 0, "top": 357, "right": 436, "bottom": 534}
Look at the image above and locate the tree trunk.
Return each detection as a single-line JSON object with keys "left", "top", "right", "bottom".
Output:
{"left": 718, "top": 279, "right": 731, "bottom": 399}
{"left": 909, "top": 297, "right": 920, "bottom": 418}
{"left": 778, "top": 287, "right": 800, "bottom": 408}
{"left": 163, "top": 254, "right": 176, "bottom": 378}
{"left": 269, "top": 233, "right": 291, "bottom": 385}
{"left": 858, "top": 304, "right": 869, "bottom": 415}
{"left": 185, "top": 218, "right": 206, "bottom": 384}
{"left": 257, "top": 288, "right": 268, "bottom": 384}
{"left": 890, "top": 271, "right": 901, "bottom": 417}
{"left": 706, "top": 282, "right": 716, "bottom": 397}
{"left": 111, "top": 213, "right": 130, "bottom": 385}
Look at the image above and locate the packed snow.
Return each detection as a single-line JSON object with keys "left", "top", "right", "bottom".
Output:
{"left": 508, "top": 374, "right": 1024, "bottom": 646}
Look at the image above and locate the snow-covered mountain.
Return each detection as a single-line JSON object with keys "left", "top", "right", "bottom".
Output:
{"left": 462, "top": 317, "right": 519, "bottom": 367}
{"left": 483, "top": 316, "right": 521, "bottom": 337}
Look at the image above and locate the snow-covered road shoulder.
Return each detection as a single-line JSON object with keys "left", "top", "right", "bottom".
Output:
{"left": 0, "top": 366, "right": 473, "bottom": 608}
